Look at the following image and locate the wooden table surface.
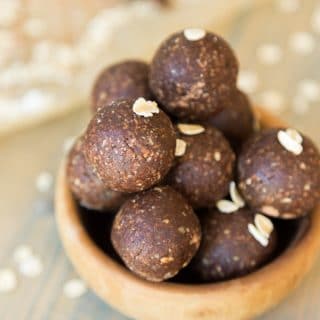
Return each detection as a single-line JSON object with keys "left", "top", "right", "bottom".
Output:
{"left": 0, "top": 0, "right": 320, "bottom": 319}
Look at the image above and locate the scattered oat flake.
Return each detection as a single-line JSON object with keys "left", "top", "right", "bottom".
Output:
{"left": 277, "top": 0, "right": 300, "bottom": 13}
{"left": 229, "top": 182, "right": 245, "bottom": 208}
{"left": 0, "top": 269, "right": 17, "bottom": 293}
{"left": 36, "top": 171, "right": 53, "bottom": 193}
{"left": 259, "top": 91, "right": 285, "bottom": 114}
{"left": 289, "top": 32, "right": 315, "bottom": 55}
{"left": 183, "top": 28, "right": 206, "bottom": 41}
{"left": 248, "top": 223, "right": 268, "bottom": 247}
{"left": 256, "top": 43, "right": 282, "bottom": 65}
{"left": 20, "top": 89, "right": 55, "bottom": 114}
{"left": 292, "top": 94, "right": 309, "bottom": 115}
{"left": 18, "top": 255, "right": 43, "bottom": 278}
{"left": 177, "top": 124, "right": 205, "bottom": 135}
{"left": 298, "top": 79, "right": 320, "bottom": 102}
{"left": 237, "top": 70, "right": 259, "bottom": 94}
{"left": 133, "top": 98, "right": 159, "bottom": 117}
{"left": 13, "top": 245, "right": 33, "bottom": 264}
{"left": 175, "top": 139, "right": 187, "bottom": 157}
{"left": 277, "top": 130, "right": 303, "bottom": 155}
{"left": 216, "top": 200, "right": 239, "bottom": 214}
{"left": 63, "top": 278, "right": 87, "bottom": 299}
{"left": 254, "top": 214, "right": 274, "bottom": 239}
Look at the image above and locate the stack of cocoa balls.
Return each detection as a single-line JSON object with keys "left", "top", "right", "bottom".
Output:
{"left": 67, "top": 29, "right": 320, "bottom": 283}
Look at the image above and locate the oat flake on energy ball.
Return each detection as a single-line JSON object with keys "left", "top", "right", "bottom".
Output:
{"left": 169, "top": 126, "right": 235, "bottom": 208}
{"left": 238, "top": 128, "right": 320, "bottom": 219}
{"left": 149, "top": 30, "right": 239, "bottom": 120}
{"left": 190, "top": 208, "right": 277, "bottom": 282}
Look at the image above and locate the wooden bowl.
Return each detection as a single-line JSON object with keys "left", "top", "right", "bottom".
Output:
{"left": 55, "top": 107, "right": 320, "bottom": 320}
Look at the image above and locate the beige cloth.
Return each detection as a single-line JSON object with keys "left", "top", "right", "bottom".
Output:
{"left": 0, "top": 0, "right": 268, "bottom": 136}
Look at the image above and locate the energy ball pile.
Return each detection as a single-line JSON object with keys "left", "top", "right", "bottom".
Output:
{"left": 66, "top": 29, "right": 320, "bottom": 283}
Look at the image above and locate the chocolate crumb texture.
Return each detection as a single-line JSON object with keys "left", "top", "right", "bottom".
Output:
{"left": 189, "top": 207, "right": 277, "bottom": 282}
{"left": 66, "top": 137, "right": 129, "bottom": 211}
{"left": 91, "top": 60, "right": 152, "bottom": 113}
{"left": 168, "top": 125, "right": 235, "bottom": 208}
{"left": 83, "top": 99, "right": 176, "bottom": 193}
{"left": 238, "top": 128, "right": 320, "bottom": 218}
{"left": 111, "top": 186, "right": 201, "bottom": 282}
{"left": 149, "top": 30, "right": 239, "bottom": 120}
{"left": 204, "top": 89, "right": 255, "bottom": 147}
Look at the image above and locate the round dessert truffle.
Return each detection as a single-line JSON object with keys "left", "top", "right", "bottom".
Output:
{"left": 111, "top": 186, "right": 201, "bottom": 282}
{"left": 205, "top": 89, "right": 254, "bottom": 145}
{"left": 149, "top": 29, "right": 238, "bottom": 120}
{"left": 83, "top": 99, "right": 176, "bottom": 193}
{"left": 91, "top": 60, "right": 152, "bottom": 112}
{"left": 169, "top": 125, "right": 235, "bottom": 208}
{"left": 66, "top": 137, "right": 128, "bottom": 211}
{"left": 238, "top": 128, "right": 320, "bottom": 219}
{"left": 190, "top": 208, "right": 277, "bottom": 282}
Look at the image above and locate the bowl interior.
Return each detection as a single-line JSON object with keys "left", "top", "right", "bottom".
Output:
{"left": 78, "top": 204, "right": 310, "bottom": 284}
{"left": 71, "top": 105, "right": 313, "bottom": 285}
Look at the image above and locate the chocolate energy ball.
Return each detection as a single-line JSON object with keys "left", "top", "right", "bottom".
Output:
{"left": 91, "top": 60, "right": 152, "bottom": 112}
{"left": 83, "top": 99, "right": 176, "bottom": 193}
{"left": 205, "top": 89, "right": 254, "bottom": 145}
{"left": 111, "top": 186, "right": 201, "bottom": 282}
{"left": 149, "top": 29, "right": 238, "bottom": 120}
{"left": 66, "top": 137, "right": 128, "bottom": 211}
{"left": 190, "top": 208, "right": 277, "bottom": 282}
{"left": 169, "top": 125, "right": 235, "bottom": 208}
{"left": 238, "top": 128, "right": 320, "bottom": 219}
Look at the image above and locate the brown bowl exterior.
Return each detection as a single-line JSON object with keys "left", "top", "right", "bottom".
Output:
{"left": 55, "top": 107, "right": 320, "bottom": 320}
